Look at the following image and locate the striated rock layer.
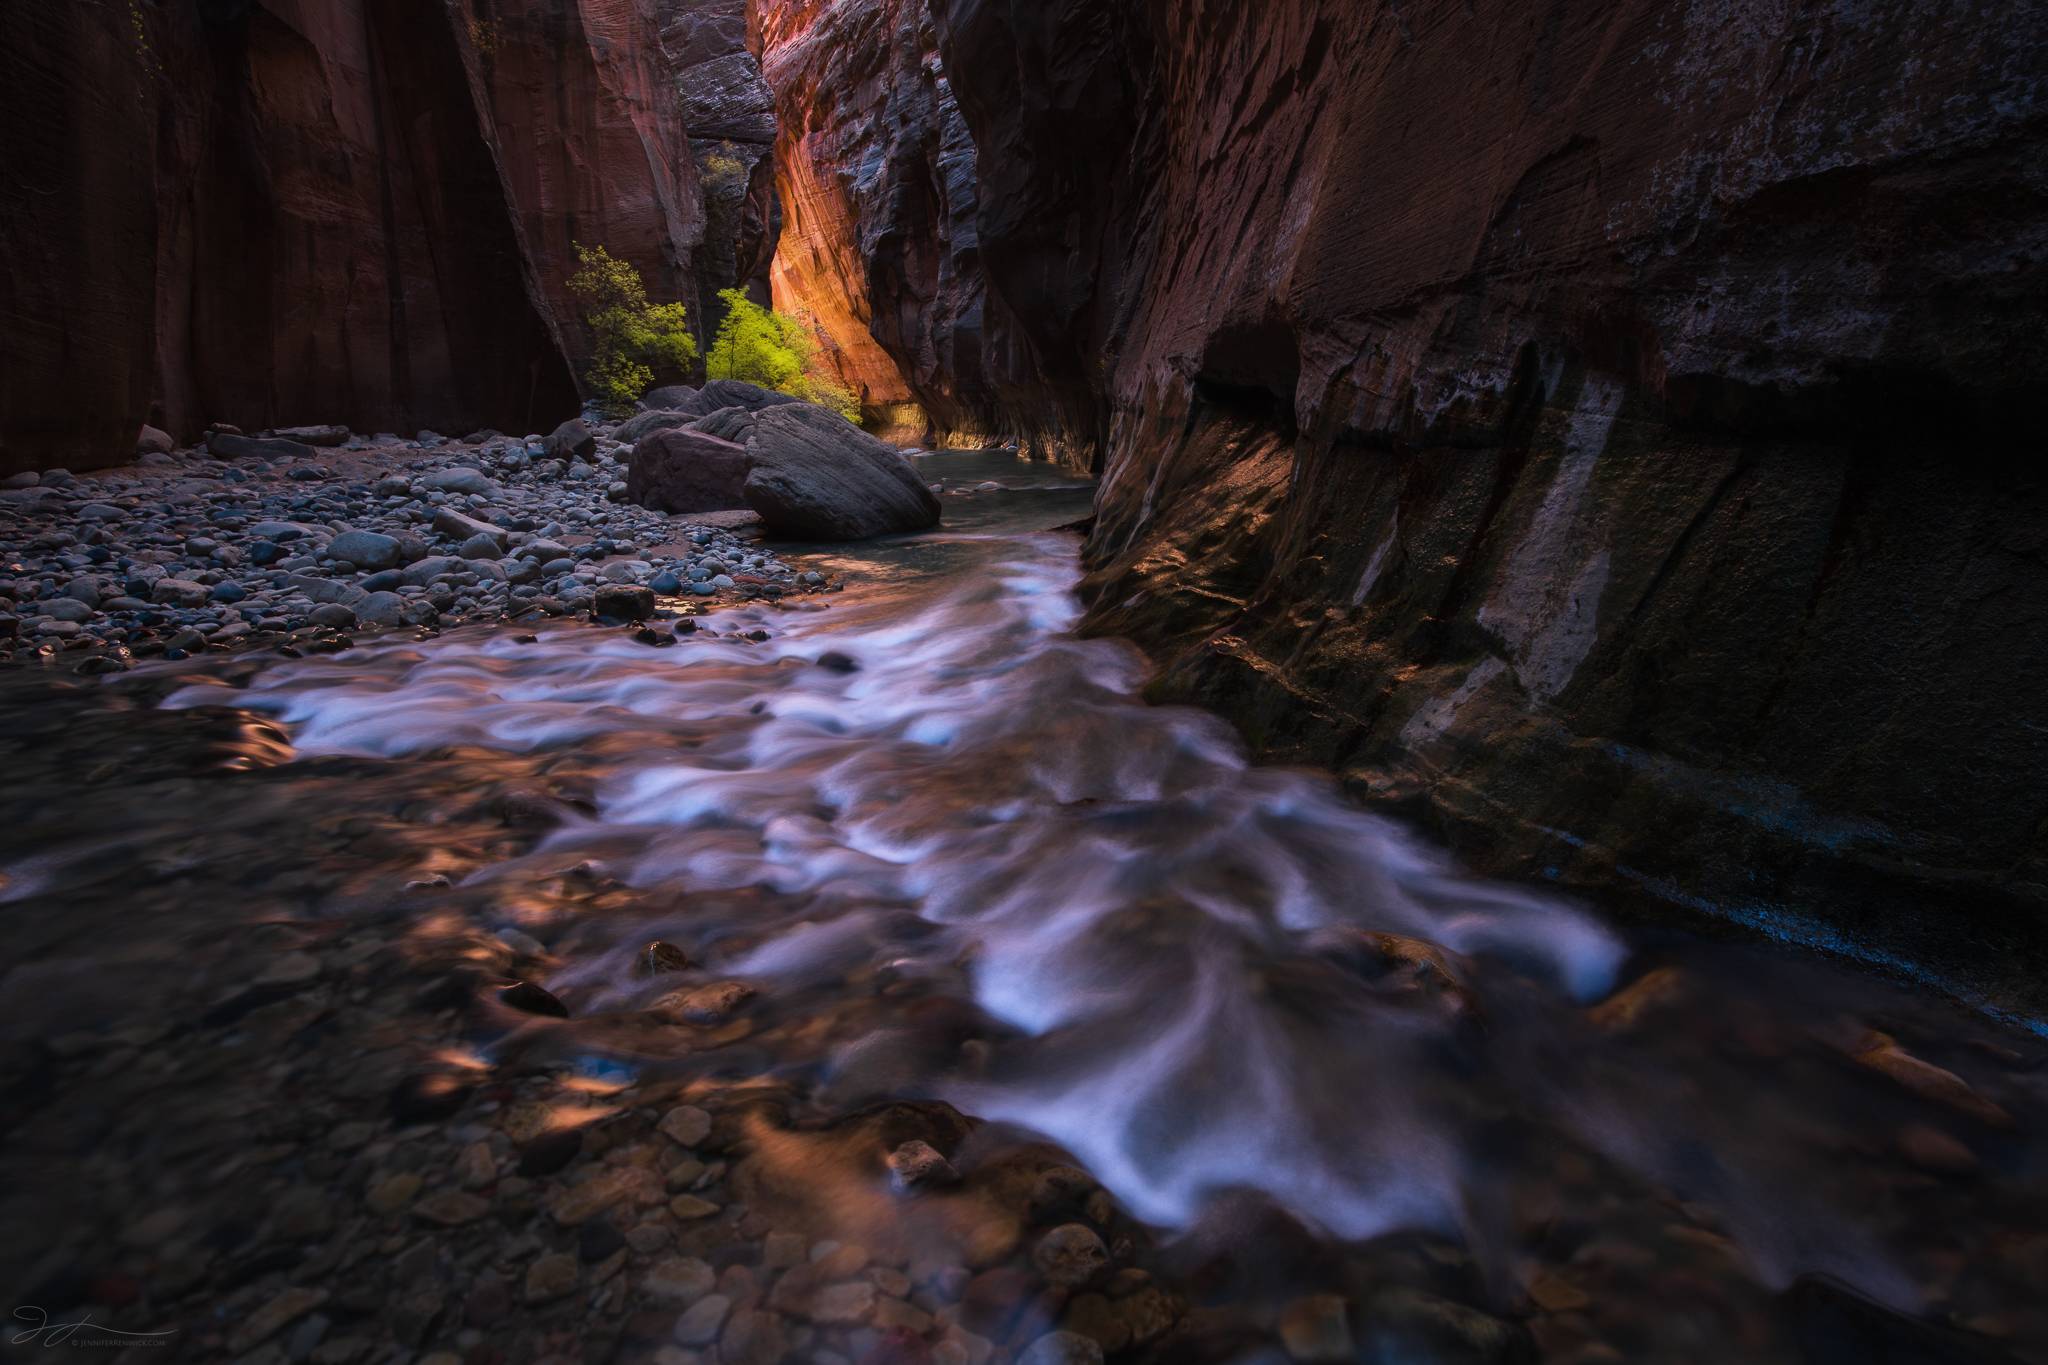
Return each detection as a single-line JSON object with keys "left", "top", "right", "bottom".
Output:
{"left": 920, "top": 1, "right": 2048, "bottom": 997}
{"left": 0, "top": 0, "right": 721, "bottom": 474}
{"left": 757, "top": 0, "right": 1019, "bottom": 446}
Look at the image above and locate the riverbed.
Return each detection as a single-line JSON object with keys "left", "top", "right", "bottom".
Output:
{"left": 1, "top": 450, "right": 2043, "bottom": 1365}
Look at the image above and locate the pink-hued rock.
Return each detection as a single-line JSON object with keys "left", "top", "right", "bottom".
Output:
{"left": 626, "top": 427, "right": 753, "bottom": 514}
{"left": 0, "top": 0, "right": 716, "bottom": 475}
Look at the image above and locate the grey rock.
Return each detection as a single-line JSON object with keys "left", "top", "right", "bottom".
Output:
{"left": 137, "top": 424, "right": 175, "bottom": 455}
{"left": 308, "top": 603, "right": 356, "bottom": 629}
{"left": 639, "top": 384, "right": 699, "bottom": 412}
{"left": 151, "top": 578, "right": 210, "bottom": 607}
{"left": 283, "top": 574, "right": 366, "bottom": 605}
{"left": 458, "top": 533, "right": 503, "bottom": 561}
{"left": 356, "top": 592, "right": 406, "bottom": 626}
{"left": 275, "top": 424, "right": 350, "bottom": 447}
{"left": 209, "top": 432, "right": 317, "bottom": 460}
{"left": 423, "top": 467, "right": 495, "bottom": 497}
{"left": 432, "top": 508, "right": 507, "bottom": 546}
{"left": 546, "top": 418, "right": 597, "bottom": 464}
{"left": 682, "top": 379, "right": 803, "bottom": 417}
{"left": 1, "top": 471, "right": 38, "bottom": 489}
{"left": 37, "top": 597, "right": 93, "bottom": 622}
{"left": 401, "top": 557, "right": 465, "bottom": 587}
{"left": 327, "top": 530, "right": 402, "bottom": 570}
{"left": 613, "top": 409, "right": 696, "bottom": 444}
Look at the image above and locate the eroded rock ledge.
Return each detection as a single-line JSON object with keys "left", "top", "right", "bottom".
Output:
{"left": 913, "top": 0, "right": 2048, "bottom": 999}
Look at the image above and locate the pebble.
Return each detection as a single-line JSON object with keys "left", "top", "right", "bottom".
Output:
{"left": 673, "top": 1293, "right": 732, "bottom": 1345}
{"left": 643, "top": 1257, "right": 717, "bottom": 1304}
{"left": 658, "top": 1104, "right": 713, "bottom": 1147}
{"left": 1033, "top": 1224, "right": 1108, "bottom": 1288}
{"left": 1278, "top": 1294, "right": 1353, "bottom": 1362}
{"left": 0, "top": 423, "right": 825, "bottom": 666}
{"left": 366, "top": 1172, "right": 422, "bottom": 1215}
{"left": 1018, "top": 1331, "right": 1104, "bottom": 1365}
{"left": 412, "top": 1190, "right": 490, "bottom": 1226}
{"left": 523, "top": 1252, "right": 580, "bottom": 1304}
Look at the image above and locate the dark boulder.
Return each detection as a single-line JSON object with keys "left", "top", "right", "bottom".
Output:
{"left": 625, "top": 428, "right": 752, "bottom": 514}
{"left": 682, "top": 379, "right": 804, "bottom": 418}
{"left": 640, "top": 384, "right": 700, "bottom": 411}
{"left": 274, "top": 424, "right": 349, "bottom": 447}
{"left": 613, "top": 408, "right": 696, "bottom": 444}
{"left": 689, "top": 405, "right": 758, "bottom": 443}
{"left": 592, "top": 584, "right": 656, "bottom": 622}
{"left": 742, "top": 404, "right": 940, "bottom": 541}
{"left": 545, "top": 417, "right": 597, "bottom": 463}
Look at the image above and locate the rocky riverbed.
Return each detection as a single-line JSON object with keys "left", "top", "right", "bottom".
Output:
{"left": 0, "top": 420, "right": 833, "bottom": 673}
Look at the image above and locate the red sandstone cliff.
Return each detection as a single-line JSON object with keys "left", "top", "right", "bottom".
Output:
{"left": 0, "top": 0, "right": 725, "bottom": 473}
{"left": 922, "top": 0, "right": 2048, "bottom": 994}
{"left": 756, "top": 0, "right": 1008, "bottom": 444}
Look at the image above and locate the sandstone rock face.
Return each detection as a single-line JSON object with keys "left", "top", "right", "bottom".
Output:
{"left": 917, "top": 1, "right": 2048, "bottom": 988}
{"left": 0, "top": 0, "right": 725, "bottom": 475}
{"left": 757, "top": 0, "right": 1011, "bottom": 446}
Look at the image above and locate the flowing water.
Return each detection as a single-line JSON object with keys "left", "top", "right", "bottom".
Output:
{"left": 3, "top": 450, "right": 2045, "bottom": 1363}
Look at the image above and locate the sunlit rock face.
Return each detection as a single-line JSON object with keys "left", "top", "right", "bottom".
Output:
{"left": 922, "top": 1, "right": 2048, "bottom": 978}
{"left": 756, "top": 0, "right": 1011, "bottom": 447}
{"left": 0, "top": 0, "right": 712, "bottom": 472}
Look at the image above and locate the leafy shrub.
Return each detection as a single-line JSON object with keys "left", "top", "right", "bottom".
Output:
{"left": 705, "top": 288, "right": 863, "bottom": 422}
{"left": 567, "top": 243, "right": 699, "bottom": 413}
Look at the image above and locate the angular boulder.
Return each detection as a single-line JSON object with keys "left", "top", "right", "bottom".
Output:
{"left": 545, "top": 417, "right": 597, "bottom": 463}
{"left": 742, "top": 405, "right": 940, "bottom": 541}
{"left": 625, "top": 429, "right": 753, "bottom": 514}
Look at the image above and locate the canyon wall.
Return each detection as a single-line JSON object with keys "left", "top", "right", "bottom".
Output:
{"left": 919, "top": 1, "right": 2048, "bottom": 999}
{"left": 0, "top": 0, "right": 732, "bottom": 475}
{"left": 756, "top": 0, "right": 1015, "bottom": 445}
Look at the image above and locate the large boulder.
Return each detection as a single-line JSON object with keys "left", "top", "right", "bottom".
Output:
{"left": 741, "top": 404, "right": 940, "bottom": 541}
{"left": 639, "top": 384, "right": 699, "bottom": 411}
{"left": 689, "top": 406, "right": 758, "bottom": 443}
{"left": 682, "top": 380, "right": 804, "bottom": 418}
{"left": 626, "top": 428, "right": 753, "bottom": 514}
{"left": 545, "top": 417, "right": 597, "bottom": 463}
{"left": 614, "top": 408, "right": 697, "bottom": 444}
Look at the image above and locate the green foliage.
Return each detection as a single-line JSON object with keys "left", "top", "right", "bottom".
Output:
{"left": 701, "top": 149, "right": 749, "bottom": 193}
{"left": 705, "top": 289, "right": 862, "bottom": 422}
{"left": 567, "top": 243, "right": 699, "bottom": 413}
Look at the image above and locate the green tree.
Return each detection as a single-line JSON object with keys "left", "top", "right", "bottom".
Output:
{"left": 705, "top": 289, "right": 863, "bottom": 422}
{"left": 567, "top": 243, "right": 699, "bottom": 413}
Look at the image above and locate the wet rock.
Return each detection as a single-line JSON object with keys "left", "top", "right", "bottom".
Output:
{"left": 653, "top": 980, "right": 757, "bottom": 1025}
{"left": 1033, "top": 1224, "right": 1108, "bottom": 1289}
{"left": 231, "top": 1288, "right": 330, "bottom": 1354}
{"left": 524, "top": 1252, "right": 580, "bottom": 1304}
{"left": 1850, "top": 1031, "right": 2011, "bottom": 1126}
{"left": 817, "top": 650, "right": 860, "bottom": 673}
{"left": 549, "top": 1169, "right": 637, "bottom": 1225}
{"left": 1361, "top": 1287, "right": 1526, "bottom": 1364}
{"left": 742, "top": 404, "right": 942, "bottom": 540}
{"left": 1278, "top": 1295, "right": 1353, "bottom": 1362}
{"left": 391, "top": 1072, "right": 473, "bottom": 1124}
{"left": 518, "top": 1128, "right": 584, "bottom": 1177}
{"left": 639, "top": 940, "right": 693, "bottom": 975}
{"left": 674, "top": 1292, "right": 732, "bottom": 1345}
{"left": 366, "top": 1172, "right": 423, "bottom": 1216}
{"left": 456, "top": 1141, "right": 498, "bottom": 1190}
{"left": 810, "top": 1280, "right": 878, "bottom": 1325}
{"left": 644, "top": 1256, "right": 716, "bottom": 1304}
{"left": 413, "top": 1190, "right": 490, "bottom": 1226}
{"left": 356, "top": 591, "right": 406, "bottom": 627}
{"left": 308, "top": 603, "right": 356, "bottom": 629}
{"left": 887, "top": 1140, "right": 959, "bottom": 1193}
{"left": 668, "top": 1194, "right": 720, "bottom": 1220}
{"left": 1018, "top": 1332, "right": 1104, "bottom": 1365}
{"left": 593, "top": 584, "right": 656, "bottom": 622}
{"left": 659, "top": 1105, "right": 713, "bottom": 1147}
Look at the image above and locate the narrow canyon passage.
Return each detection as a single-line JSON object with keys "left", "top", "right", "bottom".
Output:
{"left": 3, "top": 457, "right": 2045, "bottom": 1364}
{"left": 3, "top": 1, "right": 2046, "bottom": 1363}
